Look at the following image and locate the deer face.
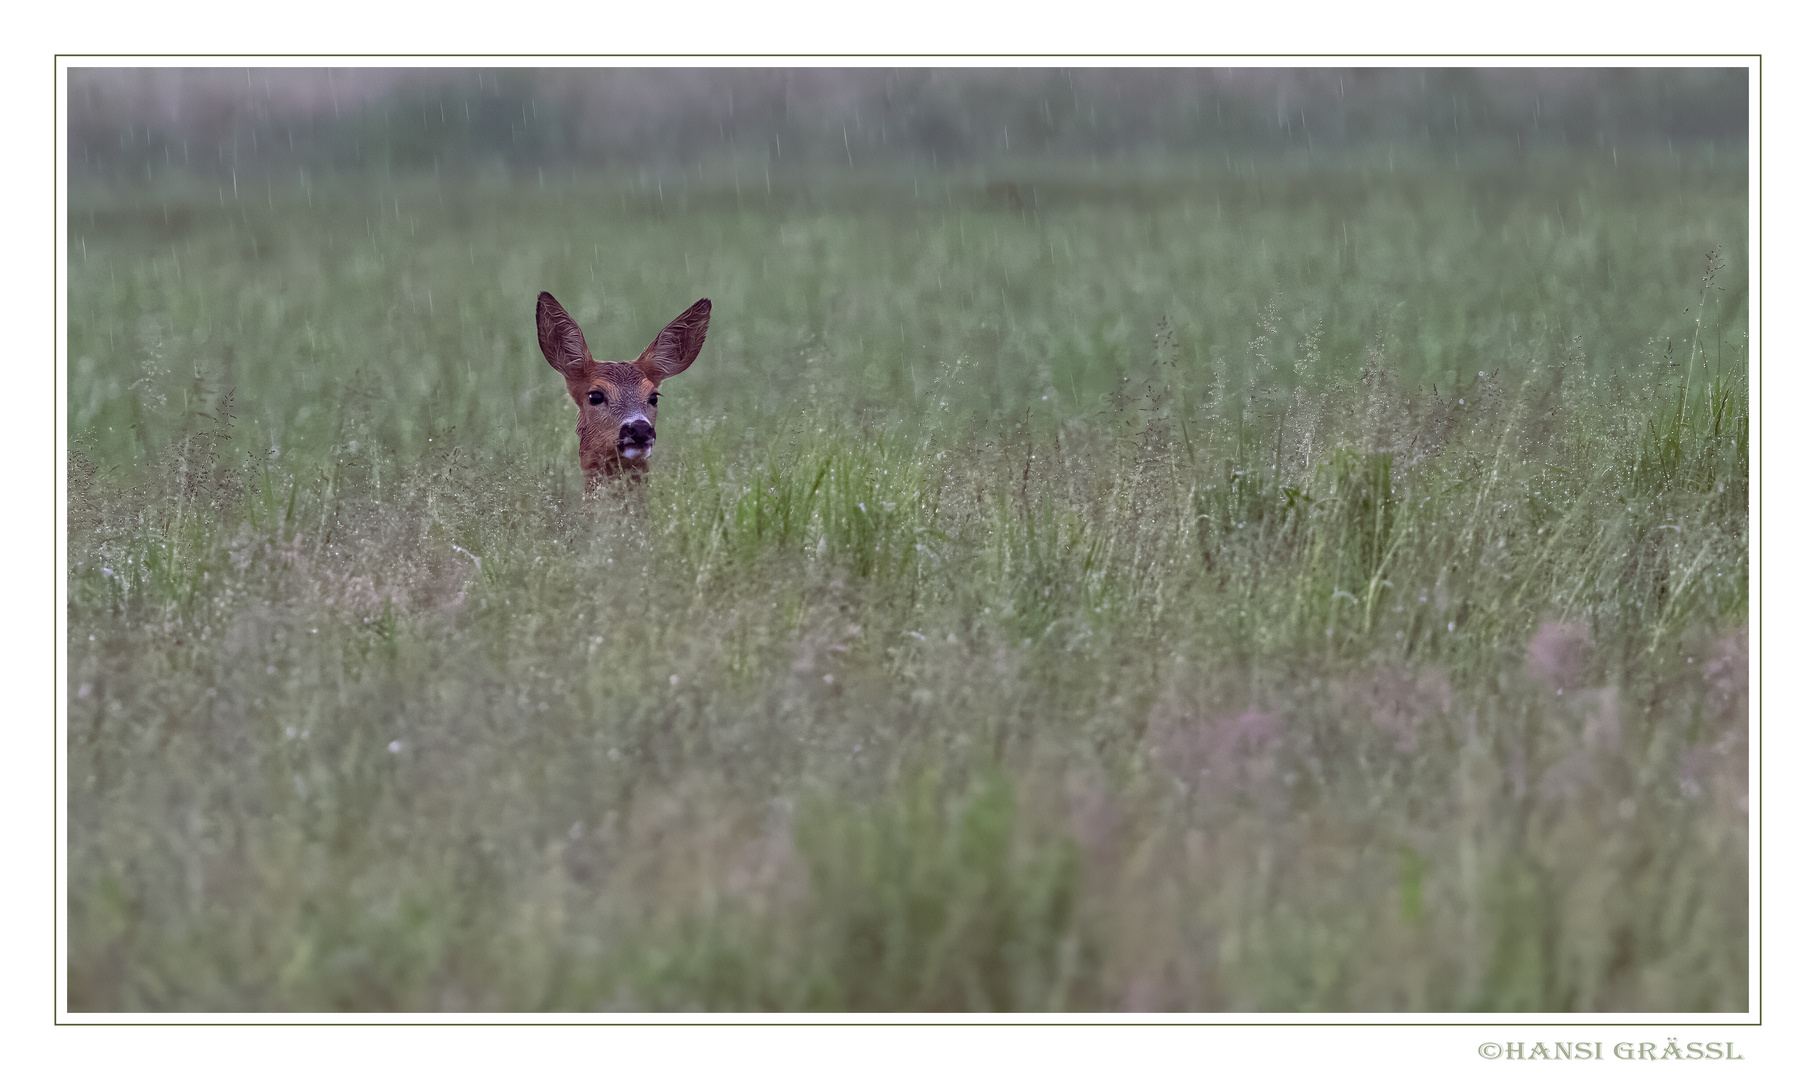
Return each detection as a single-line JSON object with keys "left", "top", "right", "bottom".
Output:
{"left": 536, "top": 292, "right": 710, "bottom": 490}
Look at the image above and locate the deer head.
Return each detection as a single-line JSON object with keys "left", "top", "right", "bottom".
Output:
{"left": 536, "top": 292, "right": 710, "bottom": 492}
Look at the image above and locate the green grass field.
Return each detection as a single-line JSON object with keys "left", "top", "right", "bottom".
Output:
{"left": 66, "top": 148, "right": 1748, "bottom": 1011}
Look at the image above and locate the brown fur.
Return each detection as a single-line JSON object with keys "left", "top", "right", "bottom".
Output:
{"left": 536, "top": 292, "right": 710, "bottom": 493}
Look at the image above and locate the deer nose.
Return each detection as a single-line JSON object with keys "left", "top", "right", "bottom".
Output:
{"left": 620, "top": 418, "right": 654, "bottom": 445}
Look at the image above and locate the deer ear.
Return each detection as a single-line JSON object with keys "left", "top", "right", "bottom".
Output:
{"left": 634, "top": 298, "right": 711, "bottom": 382}
{"left": 536, "top": 291, "right": 592, "bottom": 376}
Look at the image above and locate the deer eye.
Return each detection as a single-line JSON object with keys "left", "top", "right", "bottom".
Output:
{"left": 587, "top": 390, "right": 605, "bottom": 406}
{"left": 648, "top": 393, "right": 660, "bottom": 407}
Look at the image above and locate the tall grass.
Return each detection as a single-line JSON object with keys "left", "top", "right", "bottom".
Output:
{"left": 67, "top": 154, "right": 1747, "bottom": 1011}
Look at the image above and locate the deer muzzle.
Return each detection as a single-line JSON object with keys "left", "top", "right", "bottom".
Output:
{"left": 619, "top": 417, "right": 655, "bottom": 460}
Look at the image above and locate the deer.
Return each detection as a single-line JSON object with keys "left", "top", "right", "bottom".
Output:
{"left": 536, "top": 291, "right": 711, "bottom": 493}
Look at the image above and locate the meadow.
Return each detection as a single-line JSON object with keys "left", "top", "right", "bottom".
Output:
{"left": 66, "top": 147, "right": 1748, "bottom": 1010}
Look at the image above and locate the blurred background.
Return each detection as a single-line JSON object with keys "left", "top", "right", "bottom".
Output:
{"left": 71, "top": 66, "right": 1747, "bottom": 183}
